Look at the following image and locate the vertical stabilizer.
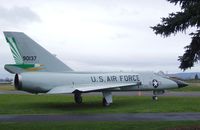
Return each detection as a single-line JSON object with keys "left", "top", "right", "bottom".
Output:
{"left": 4, "top": 31, "right": 73, "bottom": 73}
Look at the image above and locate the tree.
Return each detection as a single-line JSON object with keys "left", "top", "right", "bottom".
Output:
{"left": 195, "top": 73, "right": 199, "bottom": 80}
{"left": 151, "top": 0, "right": 200, "bottom": 70}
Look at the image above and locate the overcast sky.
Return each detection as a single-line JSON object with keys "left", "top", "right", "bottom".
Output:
{"left": 0, "top": 0, "right": 200, "bottom": 77}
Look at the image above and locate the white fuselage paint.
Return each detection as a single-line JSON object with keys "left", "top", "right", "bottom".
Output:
{"left": 19, "top": 71, "right": 178, "bottom": 93}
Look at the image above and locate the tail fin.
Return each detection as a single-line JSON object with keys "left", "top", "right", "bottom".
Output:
{"left": 3, "top": 31, "right": 73, "bottom": 73}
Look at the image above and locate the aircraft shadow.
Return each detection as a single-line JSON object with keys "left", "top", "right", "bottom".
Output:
{"left": 21, "top": 99, "right": 135, "bottom": 113}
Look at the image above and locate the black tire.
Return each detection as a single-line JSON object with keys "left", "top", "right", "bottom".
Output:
{"left": 74, "top": 93, "right": 82, "bottom": 104}
{"left": 102, "top": 98, "right": 110, "bottom": 107}
{"left": 152, "top": 96, "right": 158, "bottom": 101}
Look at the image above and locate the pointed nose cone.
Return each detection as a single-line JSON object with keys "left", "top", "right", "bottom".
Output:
{"left": 173, "top": 79, "right": 188, "bottom": 88}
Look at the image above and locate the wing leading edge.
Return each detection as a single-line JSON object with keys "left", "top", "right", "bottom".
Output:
{"left": 47, "top": 82, "right": 141, "bottom": 94}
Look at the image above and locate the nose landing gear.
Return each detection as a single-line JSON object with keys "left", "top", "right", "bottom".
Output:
{"left": 152, "top": 95, "right": 158, "bottom": 101}
{"left": 152, "top": 90, "right": 165, "bottom": 101}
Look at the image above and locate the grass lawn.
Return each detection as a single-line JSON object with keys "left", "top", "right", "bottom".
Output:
{"left": 0, "top": 94, "right": 200, "bottom": 114}
{"left": 0, "top": 121, "right": 199, "bottom": 130}
{"left": 0, "top": 84, "right": 15, "bottom": 91}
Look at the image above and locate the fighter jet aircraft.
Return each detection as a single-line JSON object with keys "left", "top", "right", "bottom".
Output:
{"left": 3, "top": 32, "right": 187, "bottom": 106}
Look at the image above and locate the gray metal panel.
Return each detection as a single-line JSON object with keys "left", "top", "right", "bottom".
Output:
{"left": 4, "top": 32, "right": 73, "bottom": 72}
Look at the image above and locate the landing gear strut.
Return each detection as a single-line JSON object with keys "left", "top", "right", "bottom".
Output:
{"left": 102, "top": 91, "right": 112, "bottom": 107}
{"left": 74, "top": 93, "right": 82, "bottom": 104}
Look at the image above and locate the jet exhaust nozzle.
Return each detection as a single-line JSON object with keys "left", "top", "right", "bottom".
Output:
{"left": 14, "top": 74, "right": 22, "bottom": 90}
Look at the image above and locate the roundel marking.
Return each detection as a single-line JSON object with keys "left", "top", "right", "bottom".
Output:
{"left": 152, "top": 79, "right": 159, "bottom": 88}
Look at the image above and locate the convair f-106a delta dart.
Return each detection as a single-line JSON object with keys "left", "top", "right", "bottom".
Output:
{"left": 3, "top": 32, "right": 187, "bottom": 106}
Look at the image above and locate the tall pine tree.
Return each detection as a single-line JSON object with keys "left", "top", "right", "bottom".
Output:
{"left": 151, "top": 0, "right": 200, "bottom": 70}
{"left": 195, "top": 73, "right": 199, "bottom": 80}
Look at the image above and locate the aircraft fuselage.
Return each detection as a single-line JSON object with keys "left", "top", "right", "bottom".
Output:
{"left": 15, "top": 71, "right": 182, "bottom": 93}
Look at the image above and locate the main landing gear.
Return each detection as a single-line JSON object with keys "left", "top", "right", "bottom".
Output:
{"left": 102, "top": 98, "right": 110, "bottom": 106}
{"left": 73, "top": 91, "right": 113, "bottom": 106}
{"left": 102, "top": 91, "right": 112, "bottom": 107}
{"left": 74, "top": 90, "right": 163, "bottom": 105}
{"left": 74, "top": 93, "right": 82, "bottom": 104}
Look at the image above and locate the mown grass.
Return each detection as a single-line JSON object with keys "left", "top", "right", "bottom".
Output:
{"left": 0, "top": 84, "right": 15, "bottom": 91}
{"left": 0, "top": 94, "right": 199, "bottom": 114}
{"left": 0, "top": 121, "right": 199, "bottom": 130}
{"left": 186, "top": 79, "right": 200, "bottom": 83}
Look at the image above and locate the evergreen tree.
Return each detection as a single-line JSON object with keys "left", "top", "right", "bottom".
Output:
{"left": 151, "top": 0, "right": 200, "bottom": 70}
{"left": 195, "top": 73, "right": 199, "bottom": 80}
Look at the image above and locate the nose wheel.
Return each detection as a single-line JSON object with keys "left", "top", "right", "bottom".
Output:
{"left": 152, "top": 95, "right": 158, "bottom": 101}
{"left": 74, "top": 93, "right": 82, "bottom": 104}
